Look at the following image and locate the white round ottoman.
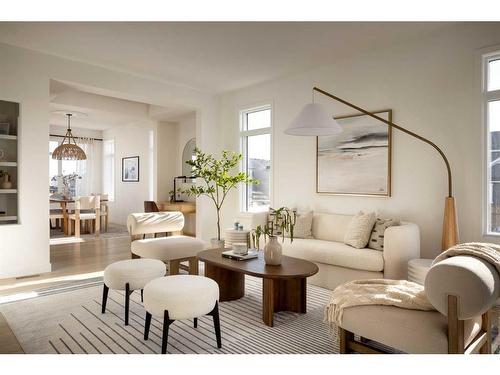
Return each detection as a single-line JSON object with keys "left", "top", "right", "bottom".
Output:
{"left": 103, "top": 259, "right": 166, "bottom": 325}
{"left": 143, "top": 275, "right": 221, "bottom": 354}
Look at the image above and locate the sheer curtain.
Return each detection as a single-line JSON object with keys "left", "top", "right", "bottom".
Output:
{"left": 76, "top": 137, "right": 95, "bottom": 196}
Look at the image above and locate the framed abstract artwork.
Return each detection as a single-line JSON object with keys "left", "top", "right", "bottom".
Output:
{"left": 316, "top": 109, "right": 392, "bottom": 196}
{"left": 122, "top": 156, "right": 140, "bottom": 182}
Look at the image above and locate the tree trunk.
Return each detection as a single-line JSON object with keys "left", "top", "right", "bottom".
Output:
{"left": 216, "top": 208, "right": 221, "bottom": 240}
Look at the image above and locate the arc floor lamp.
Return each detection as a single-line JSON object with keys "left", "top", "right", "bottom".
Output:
{"left": 286, "top": 86, "right": 458, "bottom": 251}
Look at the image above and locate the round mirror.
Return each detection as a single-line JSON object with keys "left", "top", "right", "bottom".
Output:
{"left": 182, "top": 138, "right": 196, "bottom": 176}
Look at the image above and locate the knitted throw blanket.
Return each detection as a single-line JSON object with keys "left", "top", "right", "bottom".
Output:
{"left": 324, "top": 279, "right": 435, "bottom": 326}
{"left": 432, "top": 242, "right": 500, "bottom": 275}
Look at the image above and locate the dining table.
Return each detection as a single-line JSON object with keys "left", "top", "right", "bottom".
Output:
{"left": 50, "top": 196, "right": 108, "bottom": 235}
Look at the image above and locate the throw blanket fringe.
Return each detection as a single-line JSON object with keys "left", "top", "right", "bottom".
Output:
{"left": 324, "top": 279, "right": 435, "bottom": 327}
{"left": 433, "top": 242, "right": 500, "bottom": 275}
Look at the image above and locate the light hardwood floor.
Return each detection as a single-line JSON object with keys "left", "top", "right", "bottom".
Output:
{"left": 0, "top": 236, "right": 131, "bottom": 297}
{"left": 0, "top": 235, "right": 132, "bottom": 353}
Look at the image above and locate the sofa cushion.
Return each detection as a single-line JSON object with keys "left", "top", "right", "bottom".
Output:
{"left": 312, "top": 213, "right": 353, "bottom": 242}
{"left": 344, "top": 211, "right": 376, "bottom": 248}
{"left": 285, "top": 210, "right": 313, "bottom": 239}
{"left": 368, "top": 218, "right": 400, "bottom": 251}
{"left": 281, "top": 238, "right": 384, "bottom": 272}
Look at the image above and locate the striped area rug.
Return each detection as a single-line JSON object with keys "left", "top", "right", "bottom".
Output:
{"left": 0, "top": 276, "right": 337, "bottom": 354}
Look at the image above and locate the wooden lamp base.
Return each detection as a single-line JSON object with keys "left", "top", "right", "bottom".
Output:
{"left": 442, "top": 196, "right": 459, "bottom": 251}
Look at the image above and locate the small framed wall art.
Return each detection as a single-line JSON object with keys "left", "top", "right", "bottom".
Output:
{"left": 122, "top": 156, "right": 140, "bottom": 182}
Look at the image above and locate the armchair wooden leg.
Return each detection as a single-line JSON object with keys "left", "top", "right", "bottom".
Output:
{"left": 480, "top": 310, "right": 491, "bottom": 354}
{"left": 188, "top": 257, "right": 199, "bottom": 275}
{"left": 339, "top": 327, "right": 354, "bottom": 354}
{"left": 169, "top": 259, "right": 180, "bottom": 275}
{"left": 448, "top": 295, "right": 465, "bottom": 354}
{"left": 75, "top": 217, "right": 80, "bottom": 237}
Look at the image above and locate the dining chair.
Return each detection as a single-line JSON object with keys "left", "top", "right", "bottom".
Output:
{"left": 68, "top": 195, "right": 100, "bottom": 237}
{"left": 49, "top": 208, "right": 64, "bottom": 230}
{"left": 93, "top": 193, "right": 109, "bottom": 232}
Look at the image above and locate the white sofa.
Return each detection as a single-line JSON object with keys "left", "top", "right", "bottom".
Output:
{"left": 237, "top": 211, "right": 420, "bottom": 290}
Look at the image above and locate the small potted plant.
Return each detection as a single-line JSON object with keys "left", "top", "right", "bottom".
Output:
{"left": 251, "top": 207, "right": 297, "bottom": 265}
{"left": 184, "top": 148, "right": 258, "bottom": 248}
{"left": 0, "top": 170, "right": 12, "bottom": 189}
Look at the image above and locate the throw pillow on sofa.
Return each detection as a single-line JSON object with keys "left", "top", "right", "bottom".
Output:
{"left": 285, "top": 210, "right": 313, "bottom": 239}
{"left": 368, "top": 218, "right": 400, "bottom": 251}
{"left": 344, "top": 211, "right": 376, "bottom": 249}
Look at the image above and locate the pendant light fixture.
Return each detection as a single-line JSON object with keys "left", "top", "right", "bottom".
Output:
{"left": 52, "top": 113, "right": 87, "bottom": 160}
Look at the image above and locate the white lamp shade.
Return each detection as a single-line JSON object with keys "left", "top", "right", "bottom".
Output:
{"left": 285, "top": 103, "right": 343, "bottom": 136}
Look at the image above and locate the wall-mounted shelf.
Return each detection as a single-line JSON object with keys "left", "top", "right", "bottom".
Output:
{"left": 0, "top": 215, "right": 17, "bottom": 221}
{"left": 0, "top": 134, "right": 17, "bottom": 141}
{"left": 0, "top": 99, "right": 19, "bottom": 225}
{"left": 0, "top": 189, "right": 17, "bottom": 194}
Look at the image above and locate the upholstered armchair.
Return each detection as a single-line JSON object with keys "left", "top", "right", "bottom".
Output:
{"left": 338, "top": 255, "right": 499, "bottom": 354}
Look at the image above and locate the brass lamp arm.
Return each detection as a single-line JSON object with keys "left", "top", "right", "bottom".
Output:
{"left": 313, "top": 87, "right": 453, "bottom": 197}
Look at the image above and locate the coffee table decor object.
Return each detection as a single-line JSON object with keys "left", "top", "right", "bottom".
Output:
{"left": 251, "top": 206, "right": 297, "bottom": 266}
{"left": 221, "top": 249, "right": 259, "bottom": 261}
{"left": 198, "top": 248, "right": 318, "bottom": 327}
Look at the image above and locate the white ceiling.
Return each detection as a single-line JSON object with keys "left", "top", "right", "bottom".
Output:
{"left": 0, "top": 22, "right": 456, "bottom": 93}
{"left": 50, "top": 80, "right": 194, "bottom": 130}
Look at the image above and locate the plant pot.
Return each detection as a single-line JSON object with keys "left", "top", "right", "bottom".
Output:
{"left": 264, "top": 236, "right": 282, "bottom": 266}
{"left": 210, "top": 238, "right": 225, "bottom": 249}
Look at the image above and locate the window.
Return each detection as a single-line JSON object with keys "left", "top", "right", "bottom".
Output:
{"left": 102, "top": 139, "right": 115, "bottom": 201}
{"left": 240, "top": 106, "right": 272, "bottom": 212}
{"left": 484, "top": 54, "right": 500, "bottom": 234}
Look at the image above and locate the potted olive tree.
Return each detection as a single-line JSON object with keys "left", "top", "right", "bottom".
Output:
{"left": 184, "top": 148, "right": 258, "bottom": 248}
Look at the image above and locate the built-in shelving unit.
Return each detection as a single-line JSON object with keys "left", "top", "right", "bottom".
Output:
{"left": 0, "top": 99, "right": 19, "bottom": 225}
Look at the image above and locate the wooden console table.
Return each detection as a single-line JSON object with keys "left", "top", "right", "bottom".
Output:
{"left": 157, "top": 201, "right": 196, "bottom": 236}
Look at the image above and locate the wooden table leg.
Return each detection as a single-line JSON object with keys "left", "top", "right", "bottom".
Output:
{"left": 204, "top": 262, "right": 244, "bottom": 301}
{"left": 61, "top": 201, "right": 68, "bottom": 235}
{"left": 262, "top": 278, "right": 275, "bottom": 327}
{"left": 262, "top": 277, "right": 307, "bottom": 327}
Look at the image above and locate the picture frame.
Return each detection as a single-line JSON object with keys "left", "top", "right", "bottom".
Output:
{"left": 316, "top": 109, "right": 392, "bottom": 197}
{"left": 122, "top": 156, "right": 140, "bottom": 182}
{"left": 0, "top": 123, "right": 10, "bottom": 135}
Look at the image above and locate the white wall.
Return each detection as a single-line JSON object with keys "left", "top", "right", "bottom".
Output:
{"left": 175, "top": 112, "right": 196, "bottom": 176}
{"left": 50, "top": 124, "right": 103, "bottom": 195}
{"left": 103, "top": 121, "right": 157, "bottom": 225}
{"left": 218, "top": 23, "right": 500, "bottom": 259}
{"left": 0, "top": 42, "right": 219, "bottom": 279}
{"left": 156, "top": 121, "right": 179, "bottom": 202}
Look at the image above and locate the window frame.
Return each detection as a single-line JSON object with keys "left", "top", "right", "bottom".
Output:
{"left": 239, "top": 104, "right": 273, "bottom": 212}
{"left": 482, "top": 51, "right": 500, "bottom": 236}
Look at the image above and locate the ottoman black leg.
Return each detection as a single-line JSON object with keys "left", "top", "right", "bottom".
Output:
{"left": 208, "top": 301, "right": 222, "bottom": 348}
{"left": 194, "top": 318, "right": 198, "bottom": 328}
{"left": 141, "top": 289, "right": 144, "bottom": 302}
{"left": 162, "top": 310, "right": 174, "bottom": 354}
{"left": 125, "top": 283, "right": 130, "bottom": 325}
{"left": 102, "top": 284, "right": 109, "bottom": 314}
{"left": 144, "top": 312, "right": 152, "bottom": 340}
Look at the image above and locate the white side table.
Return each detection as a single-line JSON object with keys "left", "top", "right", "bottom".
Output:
{"left": 225, "top": 228, "right": 250, "bottom": 248}
{"left": 408, "top": 258, "right": 433, "bottom": 285}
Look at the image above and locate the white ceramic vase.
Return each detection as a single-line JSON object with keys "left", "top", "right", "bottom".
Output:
{"left": 264, "top": 236, "right": 282, "bottom": 266}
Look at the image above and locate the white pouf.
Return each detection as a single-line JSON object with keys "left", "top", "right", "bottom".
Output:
{"left": 103, "top": 259, "right": 166, "bottom": 290}
{"left": 408, "top": 258, "right": 433, "bottom": 285}
{"left": 144, "top": 275, "right": 219, "bottom": 319}
{"left": 102, "top": 259, "right": 166, "bottom": 325}
{"left": 143, "top": 275, "right": 222, "bottom": 354}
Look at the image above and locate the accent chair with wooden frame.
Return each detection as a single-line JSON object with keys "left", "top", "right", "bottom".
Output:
{"left": 127, "top": 211, "right": 205, "bottom": 276}
{"left": 68, "top": 195, "right": 100, "bottom": 237}
{"left": 337, "top": 255, "right": 498, "bottom": 354}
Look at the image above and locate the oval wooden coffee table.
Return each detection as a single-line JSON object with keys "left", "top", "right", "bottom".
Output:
{"left": 197, "top": 248, "right": 319, "bottom": 327}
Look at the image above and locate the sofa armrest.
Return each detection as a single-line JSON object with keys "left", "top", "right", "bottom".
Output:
{"left": 382, "top": 223, "right": 420, "bottom": 280}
